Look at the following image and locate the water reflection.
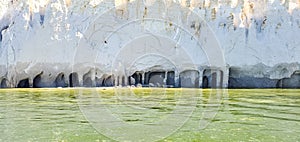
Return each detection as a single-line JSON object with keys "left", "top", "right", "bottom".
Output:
{"left": 0, "top": 89, "right": 299, "bottom": 141}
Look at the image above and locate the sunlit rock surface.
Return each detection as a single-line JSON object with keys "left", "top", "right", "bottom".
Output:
{"left": 0, "top": 0, "right": 300, "bottom": 88}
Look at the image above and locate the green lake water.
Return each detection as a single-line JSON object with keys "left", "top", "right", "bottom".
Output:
{"left": 0, "top": 88, "right": 299, "bottom": 142}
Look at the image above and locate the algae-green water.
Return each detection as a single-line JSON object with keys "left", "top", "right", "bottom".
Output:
{"left": 0, "top": 88, "right": 299, "bottom": 141}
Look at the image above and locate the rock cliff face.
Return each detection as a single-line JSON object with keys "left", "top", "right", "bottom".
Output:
{"left": 0, "top": 0, "right": 300, "bottom": 88}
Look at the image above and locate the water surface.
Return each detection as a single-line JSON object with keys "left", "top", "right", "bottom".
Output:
{"left": 0, "top": 88, "right": 299, "bottom": 141}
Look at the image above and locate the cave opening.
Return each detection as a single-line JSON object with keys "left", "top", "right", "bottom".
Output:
{"left": 211, "top": 72, "right": 217, "bottom": 88}
{"left": 202, "top": 69, "right": 211, "bottom": 88}
{"left": 17, "top": 78, "right": 30, "bottom": 88}
{"left": 166, "top": 71, "right": 175, "bottom": 86}
{"left": 1, "top": 78, "right": 8, "bottom": 88}
{"left": 69, "top": 72, "right": 79, "bottom": 87}
{"left": 148, "top": 71, "right": 165, "bottom": 87}
{"left": 131, "top": 72, "right": 143, "bottom": 85}
{"left": 179, "top": 70, "right": 199, "bottom": 88}
{"left": 202, "top": 76, "right": 209, "bottom": 88}
{"left": 219, "top": 70, "right": 224, "bottom": 88}
{"left": 55, "top": 73, "right": 66, "bottom": 87}
{"left": 103, "top": 75, "right": 114, "bottom": 87}
{"left": 121, "top": 76, "right": 126, "bottom": 86}
{"left": 83, "top": 71, "right": 93, "bottom": 87}
{"left": 33, "top": 72, "right": 43, "bottom": 88}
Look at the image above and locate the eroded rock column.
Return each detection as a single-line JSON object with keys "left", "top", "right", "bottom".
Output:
{"left": 222, "top": 67, "right": 229, "bottom": 88}
{"left": 174, "top": 70, "right": 180, "bottom": 87}
{"left": 198, "top": 68, "right": 204, "bottom": 88}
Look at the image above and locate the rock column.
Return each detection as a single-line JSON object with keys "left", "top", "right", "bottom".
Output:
{"left": 174, "top": 70, "right": 180, "bottom": 87}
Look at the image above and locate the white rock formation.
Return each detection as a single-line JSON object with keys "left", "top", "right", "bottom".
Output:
{"left": 0, "top": 0, "right": 299, "bottom": 88}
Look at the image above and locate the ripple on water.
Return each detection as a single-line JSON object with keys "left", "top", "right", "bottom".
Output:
{"left": 0, "top": 89, "right": 299, "bottom": 141}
